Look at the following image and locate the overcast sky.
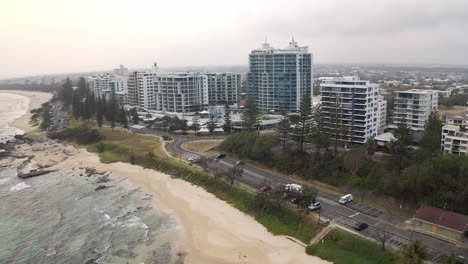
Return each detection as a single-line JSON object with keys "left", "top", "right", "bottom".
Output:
{"left": 1, "top": 0, "right": 468, "bottom": 78}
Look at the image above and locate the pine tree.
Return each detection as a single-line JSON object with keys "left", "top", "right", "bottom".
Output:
{"left": 241, "top": 100, "right": 258, "bottom": 131}
{"left": 130, "top": 108, "right": 139, "bottom": 124}
{"left": 71, "top": 92, "right": 81, "bottom": 119}
{"left": 207, "top": 117, "right": 216, "bottom": 133}
{"left": 291, "top": 96, "right": 313, "bottom": 153}
{"left": 119, "top": 107, "right": 128, "bottom": 128}
{"left": 222, "top": 104, "right": 232, "bottom": 133}
{"left": 61, "top": 77, "right": 74, "bottom": 107}
{"left": 96, "top": 97, "right": 104, "bottom": 127}
{"left": 393, "top": 119, "right": 412, "bottom": 175}
{"left": 102, "top": 96, "right": 109, "bottom": 121}
{"left": 421, "top": 111, "right": 442, "bottom": 155}
{"left": 276, "top": 115, "right": 290, "bottom": 152}
{"left": 76, "top": 77, "right": 87, "bottom": 98}
{"left": 312, "top": 105, "right": 330, "bottom": 151}
{"left": 192, "top": 113, "right": 200, "bottom": 132}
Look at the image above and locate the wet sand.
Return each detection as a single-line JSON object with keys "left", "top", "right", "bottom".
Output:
{"left": 7, "top": 91, "right": 329, "bottom": 264}
{"left": 0, "top": 90, "right": 52, "bottom": 133}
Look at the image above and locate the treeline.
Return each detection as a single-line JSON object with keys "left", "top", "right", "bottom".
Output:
{"left": 59, "top": 77, "right": 128, "bottom": 128}
{"left": 440, "top": 91, "right": 468, "bottom": 107}
{"left": 222, "top": 99, "right": 468, "bottom": 213}
{"left": 0, "top": 83, "right": 62, "bottom": 93}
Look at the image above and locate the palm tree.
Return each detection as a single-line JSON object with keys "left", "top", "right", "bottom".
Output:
{"left": 401, "top": 240, "right": 428, "bottom": 264}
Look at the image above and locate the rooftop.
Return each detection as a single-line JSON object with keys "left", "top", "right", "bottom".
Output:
{"left": 414, "top": 205, "right": 468, "bottom": 233}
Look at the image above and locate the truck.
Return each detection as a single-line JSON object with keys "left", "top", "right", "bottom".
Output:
{"left": 338, "top": 194, "right": 353, "bottom": 204}
{"left": 284, "top": 183, "right": 303, "bottom": 193}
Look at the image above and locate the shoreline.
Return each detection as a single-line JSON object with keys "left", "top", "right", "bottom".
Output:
{"left": 5, "top": 90, "right": 329, "bottom": 263}
{"left": 0, "top": 90, "right": 52, "bottom": 133}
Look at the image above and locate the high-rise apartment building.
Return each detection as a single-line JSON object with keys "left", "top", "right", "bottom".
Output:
{"left": 155, "top": 73, "right": 208, "bottom": 113}
{"left": 207, "top": 73, "right": 241, "bottom": 105}
{"left": 320, "top": 76, "right": 382, "bottom": 144}
{"left": 393, "top": 89, "right": 438, "bottom": 131}
{"left": 247, "top": 39, "right": 313, "bottom": 113}
{"left": 378, "top": 95, "right": 387, "bottom": 133}
{"left": 126, "top": 63, "right": 158, "bottom": 109}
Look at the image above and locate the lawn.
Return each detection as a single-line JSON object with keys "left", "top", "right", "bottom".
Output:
{"left": 306, "top": 229, "right": 402, "bottom": 264}
{"left": 181, "top": 139, "right": 221, "bottom": 156}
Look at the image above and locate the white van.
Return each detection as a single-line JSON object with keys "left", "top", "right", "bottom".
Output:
{"left": 284, "top": 183, "right": 303, "bottom": 193}
{"left": 339, "top": 194, "right": 353, "bottom": 204}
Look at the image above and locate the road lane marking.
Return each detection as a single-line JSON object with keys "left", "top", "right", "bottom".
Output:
{"left": 349, "top": 212, "right": 360, "bottom": 218}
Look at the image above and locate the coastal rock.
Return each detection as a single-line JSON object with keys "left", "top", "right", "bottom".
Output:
{"left": 95, "top": 185, "right": 107, "bottom": 191}
{"left": 18, "top": 169, "right": 56, "bottom": 179}
{"left": 96, "top": 175, "right": 110, "bottom": 183}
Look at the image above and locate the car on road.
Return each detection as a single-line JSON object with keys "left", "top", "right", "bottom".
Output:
{"left": 284, "top": 183, "right": 303, "bottom": 193}
{"left": 260, "top": 186, "right": 272, "bottom": 192}
{"left": 354, "top": 222, "right": 368, "bottom": 231}
{"left": 187, "top": 156, "right": 199, "bottom": 162}
{"left": 338, "top": 194, "right": 353, "bottom": 204}
{"left": 215, "top": 153, "right": 226, "bottom": 159}
{"left": 308, "top": 202, "right": 321, "bottom": 211}
{"left": 235, "top": 160, "right": 244, "bottom": 166}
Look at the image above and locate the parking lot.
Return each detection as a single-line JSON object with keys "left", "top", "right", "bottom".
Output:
{"left": 318, "top": 191, "right": 386, "bottom": 218}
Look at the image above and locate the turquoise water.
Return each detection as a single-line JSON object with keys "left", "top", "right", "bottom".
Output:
{"left": 0, "top": 166, "right": 180, "bottom": 263}
{"left": 0, "top": 92, "right": 182, "bottom": 263}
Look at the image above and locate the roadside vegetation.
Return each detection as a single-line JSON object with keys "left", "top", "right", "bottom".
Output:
{"left": 306, "top": 229, "right": 402, "bottom": 264}
{"left": 219, "top": 99, "right": 468, "bottom": 214}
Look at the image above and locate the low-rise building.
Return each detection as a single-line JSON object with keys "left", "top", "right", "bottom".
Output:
{"left": 441, "top": 125, "right": 468, "bottom": 155}
{"left": 411, "top": 205, "right": 468, "bottom": 243}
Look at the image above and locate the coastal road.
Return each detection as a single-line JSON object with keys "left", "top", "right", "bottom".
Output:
{"left": 134, "top": 127, "right": 467, "bottom": 262}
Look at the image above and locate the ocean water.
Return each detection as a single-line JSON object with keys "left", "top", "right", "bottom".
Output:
{"left": 0, "top": 93, "right": 30, "bottom": 144}
{"left": 0, "top": 93, "right": 182, "bottom": 263}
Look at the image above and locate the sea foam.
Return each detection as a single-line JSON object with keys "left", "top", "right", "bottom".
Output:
{"left": 10, "top": 182, "right": 31, "bottom": 192}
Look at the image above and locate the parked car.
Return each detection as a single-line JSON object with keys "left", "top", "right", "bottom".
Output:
{"left": 354, "top": 222, "right": 369, "bottom": 231}
{"left": 215, "top": 153, "right": 226, "bottom": 159}
{"left": 308, "top": 202, "right": 322, "bottom": 211}
{"left": 260, "top": 186, "right": 272, "bottom": 192}
{"left": 338, "top": 194, "right": 353, "bottom": 205}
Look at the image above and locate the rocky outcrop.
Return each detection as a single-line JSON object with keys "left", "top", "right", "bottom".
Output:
{"left": 18, "top": 169, "right": 56, "bottom": 179}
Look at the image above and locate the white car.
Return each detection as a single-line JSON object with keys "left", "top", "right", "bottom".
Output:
{"left": 308, "top": 202, "right": 322, "bottom": 211}
{"left": 187, "top": 156, "right": 199, "bottom": 162}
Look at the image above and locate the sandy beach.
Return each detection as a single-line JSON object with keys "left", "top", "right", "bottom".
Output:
{"left": 5, "top": 90, "right": 329, "bottom": 264}
{"left": 0, "top": 90, "right": 52, "bottom": 133}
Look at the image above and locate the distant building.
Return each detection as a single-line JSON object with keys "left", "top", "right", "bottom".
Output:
{"left": 320, "top": 76, "right": 382, "bottom": 144}
{"left": 436, "top": 90, "right": 451, "bottom": 98}
{"left": 88, "top": 74, "right": 112, "bottom": 99}
{"left": 441, "top": 125, "right": 468, "bottom": 155}
{"left": 247, "top": 38, "right": 313, "bottom": 113}
{"left": 393, "top": 89, "right": 438, "bottom": 131}
{"left": 113, "top": 65, "right": 129, "bottom": 77}
{"left": 88, "top": 65, "right": 129, "bottom": 104}
{"left": 207, "top": 73, "right": 241, "bottom": 105}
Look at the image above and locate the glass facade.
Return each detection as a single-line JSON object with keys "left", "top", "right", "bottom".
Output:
{"left": 247, "top": 41, "right": 312, "bottom": 113}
